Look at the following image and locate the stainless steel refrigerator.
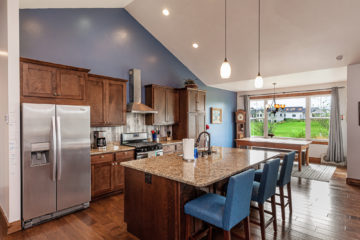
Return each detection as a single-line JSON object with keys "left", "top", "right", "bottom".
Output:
{"left": 21, "top": 103, "right": 91, "bottom": 229}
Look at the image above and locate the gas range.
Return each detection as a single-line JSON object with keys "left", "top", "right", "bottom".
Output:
{"left": 121, "top": 132, "right": 163, "bottom": 159}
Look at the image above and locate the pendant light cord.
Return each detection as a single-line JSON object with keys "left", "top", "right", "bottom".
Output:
{"left": 225, "top": 0, "right": 227, "bottom": 59}
{"left": 258, "top": 0, "right": 261, "bottom": 75}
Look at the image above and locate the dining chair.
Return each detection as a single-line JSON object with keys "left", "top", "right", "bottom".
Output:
{"left": 254, "top": 151, "right": 295, "bottom": 220}
{"left": 184, "top": 169, "right": 255, "bottom": 240}
{"left": 251, "top": 158, "right": 280, "bottom": 240}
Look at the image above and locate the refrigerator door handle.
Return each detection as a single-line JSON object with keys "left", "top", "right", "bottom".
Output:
{"left": 51, "top": 116, "right": 57, "bottom": 182}
{"left": 56, "top": 116, "right": 62, "bottom": 181}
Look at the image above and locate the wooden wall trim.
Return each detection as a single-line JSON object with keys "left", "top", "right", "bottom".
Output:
{"left": 0, "top": 206, "right": 22, "bottom": 235}
{"left": 250, "top": 90, "right": 332, "bottom": 100}
{"left": 346, "top": 177, "right": 360, "bottom": 186}
{"left": 309, "top": 157, "right": 321, "bottom": 164}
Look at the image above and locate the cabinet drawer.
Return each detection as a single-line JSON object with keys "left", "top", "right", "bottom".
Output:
{"left": 91, "top": 153, "right": 113, "bottom": 164}
{"left": 163, "top": 144, "right": 176, "bottom": 154}
{"left": 116, "top": 150, "right": 135, "bottom": 161}
{"left": 175, "top": 144, "right": 183, "bottom": 153}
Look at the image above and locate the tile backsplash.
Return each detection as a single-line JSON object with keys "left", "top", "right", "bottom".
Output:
{"left": 91, "top": 113, "right": 172, "bottom": 144}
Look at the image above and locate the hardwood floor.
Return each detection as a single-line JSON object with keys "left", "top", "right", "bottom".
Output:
{"left": 1, "top": 168, "right": 360, "bottom": 240}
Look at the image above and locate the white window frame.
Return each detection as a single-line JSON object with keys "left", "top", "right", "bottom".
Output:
{"left": 249, "top": 94, "right": 331, "bottom": 140}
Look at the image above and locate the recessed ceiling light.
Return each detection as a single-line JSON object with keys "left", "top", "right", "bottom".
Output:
{"left": 336, "top": 55, "right": 343, "bottom": 61}
{"left": 192, "top": 43, "right": 199, "bottom": 49}
{"left": 162, "top": 8, "right": 170, "bottom": 16}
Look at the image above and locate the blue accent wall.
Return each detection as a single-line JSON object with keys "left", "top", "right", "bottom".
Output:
{"left": 20, "top": 8, "right": 237, "bottom": 147}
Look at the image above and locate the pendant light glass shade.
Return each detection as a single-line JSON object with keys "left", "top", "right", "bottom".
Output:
{"left": 254, "top": 74, "right": 263, "bottom": 88}
{"left": 220, "top": 58, "right": 231, "bottom": 79}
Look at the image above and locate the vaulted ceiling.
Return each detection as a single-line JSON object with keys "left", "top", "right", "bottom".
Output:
{"left": 21, "top": 0, "right": 359, "bottom": 91}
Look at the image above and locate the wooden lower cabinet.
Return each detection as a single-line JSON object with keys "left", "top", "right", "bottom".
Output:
{"left": 91, "top": 150, "right": 135, "bottom": 199}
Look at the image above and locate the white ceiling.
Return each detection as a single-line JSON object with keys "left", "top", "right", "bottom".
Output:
{"left": 20, "top": 0, "right": 134, "bottom": 9}
{"left": 125, "top": 0, "right": 359, "bottom": 91}
{"left": 20, "top": 0, "right": 359, "bottom": 92}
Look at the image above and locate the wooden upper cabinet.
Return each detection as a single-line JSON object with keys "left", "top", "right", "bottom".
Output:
{"left": 87, "top": 74, "right": 127, "bottom": 127}
{"left": 166, "top": 89, "right": 179, "bottom": 123}
{"left": 197, "top": 91, "right": 206, "bottom": 113}
{"left": 145, "top": 85, "right": 179, "bottom": 125}
{"left": 56, "top": 70, "right": 86, "bottom": 100}
{"left": 87, "top": 75, "right": 106, "bottom": 125}
{"left": 21, "top": 62, "right": 57, "bottom": 98}
{"left": 153, "top": 87, "right": 166, "bottom": 124}
{"left": 107, "top": 80, "right": 126, "bottom": 125}
{"left": 20, "top": 58, "right": 90, "bottom": 104}
{"left": 188, "top": 90, "right": 198, "bottom": 113}
{"left": 172, "top": 88, "right": 207, "bottom": 140}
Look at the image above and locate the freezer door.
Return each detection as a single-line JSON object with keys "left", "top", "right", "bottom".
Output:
{"left": 56, "top": 105, "right": 91, "bottom": 211}
{"left": 22, "top": 103, "right": 57, "bottom": 221}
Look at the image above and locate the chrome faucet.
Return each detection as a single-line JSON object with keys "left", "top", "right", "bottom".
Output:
{"left": 196, "top": 131, "right": 211, "bottom": 156}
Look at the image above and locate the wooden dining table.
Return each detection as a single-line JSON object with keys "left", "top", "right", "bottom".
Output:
{"left": 235, "top": 138, "right": 312, "bottom": 171}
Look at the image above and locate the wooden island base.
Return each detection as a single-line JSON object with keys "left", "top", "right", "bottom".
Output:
{"left": 124, "top": 168, "right": 205, "bottom": 240}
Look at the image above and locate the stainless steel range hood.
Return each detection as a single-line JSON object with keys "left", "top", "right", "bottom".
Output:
{"left": 127, "top": 69, "right": 157, "bottom": 114}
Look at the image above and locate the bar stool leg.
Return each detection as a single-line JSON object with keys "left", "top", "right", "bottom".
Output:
{"left": 287, "top": 182, "right": 293, "bottom": 213}
{"left": 279, "top": 186, "right": 285, "bottom": 221}
{"left": 185, "top": 214, "right": 191, "bottom": 240}
{"left": 243, "top": 216, "right": 251, "bottom": 240}
{"left": 223, "top": 230, "right": 231, "bottom": 240}
{"left": 258, "top": 203, "right": 266, "bottom": 240}
{"left": 271, "top": 195, "right": 277, "bottom": 232}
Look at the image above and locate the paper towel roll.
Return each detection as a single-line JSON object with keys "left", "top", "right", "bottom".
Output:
{"left": 182, "top": 138, "right": 194, "bottom": 161}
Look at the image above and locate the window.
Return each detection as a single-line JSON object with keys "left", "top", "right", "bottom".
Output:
{"left": 267, "top": 97, "right": 306, "bottom": 138}
{"left": 250, "top": 100, "right": 264, "bottom": 137}
{"left": 310, "top": 95, "right": 331, "bottom": 139}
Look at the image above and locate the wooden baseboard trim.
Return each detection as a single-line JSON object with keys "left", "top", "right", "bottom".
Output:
{"left": 0, "top": 206, "right": 22, "bottom": 235}
{"left": 346, "top": 178, "right": 360, "bottom": 186}
{"left": 309, "top": 157, "right": 321, "bottom": 164}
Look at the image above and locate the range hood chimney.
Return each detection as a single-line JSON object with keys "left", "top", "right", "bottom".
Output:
{"left": 127, "top": 69, "right": 157, "bottom": 114}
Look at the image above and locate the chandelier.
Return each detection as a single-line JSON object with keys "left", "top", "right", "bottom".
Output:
{"left": 266, "top": 83, "right": 285, "bottom": 115}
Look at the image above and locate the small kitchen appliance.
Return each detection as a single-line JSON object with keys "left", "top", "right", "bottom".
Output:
{"left": 93, "top": 131, "right": 107, "bottom": 149}
{"left": 121, "top": 132, "right": 163, "bottom": 159}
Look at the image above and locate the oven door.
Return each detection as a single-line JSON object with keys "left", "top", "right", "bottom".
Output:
{"left": 136, "top": 150, "right": 163, "bottom": 159}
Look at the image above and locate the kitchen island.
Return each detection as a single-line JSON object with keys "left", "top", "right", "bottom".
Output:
{"left": 121, "top": 147, "right": 280, "bottom": 240}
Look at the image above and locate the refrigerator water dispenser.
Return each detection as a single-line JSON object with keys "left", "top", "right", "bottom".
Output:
{"left": 30, "top": 142, "right": 50, "bottom": 166}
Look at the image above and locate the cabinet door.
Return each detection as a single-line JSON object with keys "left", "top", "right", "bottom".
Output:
{"left": 197, "top": 113, "right": 206, "bottom": 136}
{"left": 56, "top": 70, "right": 85, "bottom": 100}
{"left": 112, "top": 160, "right": 124, "bottom": 191}
{"left": 154, "top": 87, "right": 166, "bottom": 124}
{"left": 188, "top": 90, "right": 197, "bottom": 113}
{"left": 188, "top": 112, "right": 197, "bottom": 139}
{"left": 107, "top": 80, "right": 126, "bottom": 125}
{"left": 197, "top": 91, "right": 206, "bottom": 113}
{"left": 165, "top": 89, "right": 179, "bottom": 124}
{"left": 87, "top": 77, "right": 106, "bottom": 126}
{"left": 92, "top": 161, "right": 113, "bottom": 197}
{"left": 22, "top": 63, "right": 57, "bottom": 98}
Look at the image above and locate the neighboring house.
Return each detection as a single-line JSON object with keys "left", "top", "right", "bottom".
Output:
{"left": 251, "top": 106, "right": 306, "bottom": 123}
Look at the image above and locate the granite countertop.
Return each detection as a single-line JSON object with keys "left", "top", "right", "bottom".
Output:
{"left": 91, "top": 145, "right": 135, "bottom": 155}
{"left": 121, "top": 147, "right": 280, "bottom": 187}
{"left": 159, "top": 139, "right": 182, "bottom": 145}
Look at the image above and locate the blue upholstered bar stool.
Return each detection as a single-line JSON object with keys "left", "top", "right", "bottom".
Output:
{"left": 184, "top": 169, "right": 255, "bottom": 240}
{"left": 254, "top": 151, "right": 295, "bottom": 221}
{"left": 251, "top": 158, "right": 280, "bottom": 240}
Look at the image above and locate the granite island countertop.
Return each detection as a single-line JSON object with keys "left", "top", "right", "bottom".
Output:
{"left": 121, "top": 147, "right": 280, "bottom": 187}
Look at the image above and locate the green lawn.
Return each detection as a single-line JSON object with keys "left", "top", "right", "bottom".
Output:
{"left": 250, "top": 119, "right": 329, "bottom": 139}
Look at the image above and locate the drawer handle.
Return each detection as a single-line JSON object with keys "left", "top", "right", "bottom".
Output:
{"left": 101, "top": 155, "right": 104, "bottom": 158}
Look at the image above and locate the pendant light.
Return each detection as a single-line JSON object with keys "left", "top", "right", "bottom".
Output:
{"left": 266, "top": 83, "right": 285, "bottom": 115}
{"left": 254, "top": 0, "right": 263, "bottom": 88}
{"left": 220, "top": 0, "right": 231, "bottom": 79}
